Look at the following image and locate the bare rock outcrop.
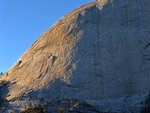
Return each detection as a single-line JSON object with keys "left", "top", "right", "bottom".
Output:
{"left": 1, "top": 0, "right": 150, "bottom": 112}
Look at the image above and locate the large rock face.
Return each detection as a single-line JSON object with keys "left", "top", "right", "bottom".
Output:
{"left": 1, "top": 0, "right": 150, "bottom": 111}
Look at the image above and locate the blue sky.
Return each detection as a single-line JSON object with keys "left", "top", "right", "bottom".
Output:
{"left": 0, "top": 0, "right": 93, "bottom": 73}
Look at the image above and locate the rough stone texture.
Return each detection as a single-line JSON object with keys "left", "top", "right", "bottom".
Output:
{"left": 0, "top": 0, "right": 150, "bottom": 112}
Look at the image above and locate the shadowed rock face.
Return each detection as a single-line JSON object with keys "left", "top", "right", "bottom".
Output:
{"left": 1, "top": 0, "right": 150, "bottom": 110}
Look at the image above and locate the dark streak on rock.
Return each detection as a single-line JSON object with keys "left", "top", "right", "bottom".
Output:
{"left": 38, "top": 73, "right": 43, "bottom": 79}
{"left": 144, "top": 42, "right": 150, "bottom": 49}
{"left": 42, "top": 66, "right": 49, "bottom": 78}
{"left": 52, "top": 56, "right": 57, "bottom": 65}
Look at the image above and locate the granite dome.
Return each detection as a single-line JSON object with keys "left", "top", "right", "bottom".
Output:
{"left": 1, "top": 0, "right": 150, "bottom": 112}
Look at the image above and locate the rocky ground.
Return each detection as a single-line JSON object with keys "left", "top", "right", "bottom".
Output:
{"left": 0, "top": 80, "right": 150, "bottom": 113}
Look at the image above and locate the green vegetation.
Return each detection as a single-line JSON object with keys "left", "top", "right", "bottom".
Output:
{"left": 74, "top": 101, "right": 80, "bottom": 107}
{"left": 58, "top": 108, "right": 65, "bottom": 113}
{"left": 27, "top": 102, "right": 33, "bottom": 108}
{"left": 21, "top": 99, "right": 101, "bottom": 113}
{"left": 22, "top": 107, "right": 44, "bottom": 113}
{"left": 0, "top": 80, "right": 9, "bottom": 86}
{"left": 21, "top": 101, "right": 47, "bottom": 113}
{"left": 90, "top": 100, "right": 94, "bottom": 106}
{"left": 43, "top": 108, "right": 47, "bottom": 113}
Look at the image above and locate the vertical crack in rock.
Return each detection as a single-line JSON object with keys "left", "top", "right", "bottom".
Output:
{"left": 42, "top": 66, "right": 49, "bottom": 78}
{"left": 135, "top": 0, "right": 145, "bottom": 71}
{"left": 93, "top": 6, "right": 104, "bottom": 100}
{"left": 123, "top": 0, "right": 131, "bottom": 96}
{"left": 38, "top": 73, "right": 43, "bottom": 79}
{"left": 52, "top": 56, "right": 57, "bottom": 66}
{"left": 40, "top": 62, "right": 44, "bottom": 73}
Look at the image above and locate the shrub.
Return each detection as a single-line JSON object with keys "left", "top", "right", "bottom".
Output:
{"left": 43, "top": 108, "right": 47, "bottom": 113}
{"left": 58, "top": 108, "right": 64, "bottom": 113}
{"left": 74, "top": 101, "right": 80, "bottom": 107}
{"left": 23, "top": 107, "right": 44, "bottom": 113}
{"left": 37, "top": 103, "right": 42, "bottom": 108}
{"left": 90, "top": 100, "right": 94, "bottom": 106}
{"left": 21, "top": 101, "right": 46, "bottom": 113}
{"left": 28, "top": 102, "right": 32, "bottom": 108}
{"left": 0, "top": 81, "right": 9, "bottom": 86}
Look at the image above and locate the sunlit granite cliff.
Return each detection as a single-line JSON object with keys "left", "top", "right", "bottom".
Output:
{"left": 0, "top": 0, "right": 150, "bottom": 112}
